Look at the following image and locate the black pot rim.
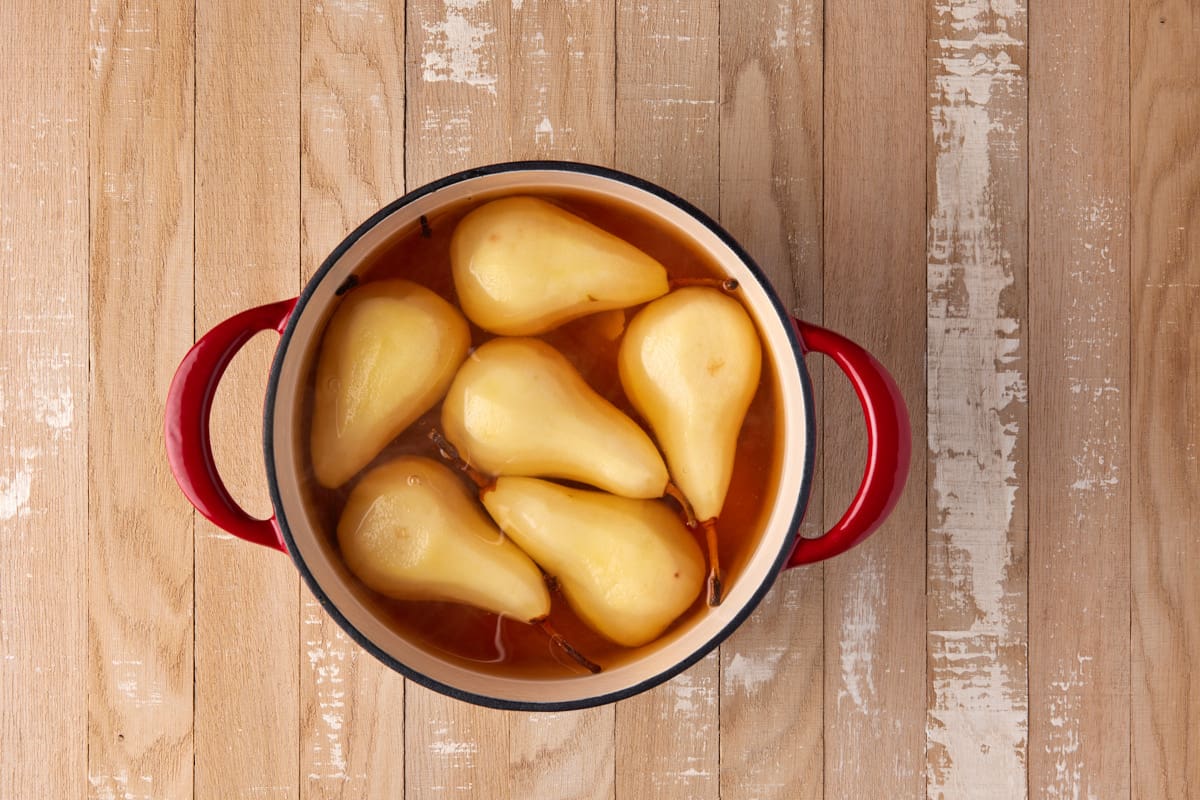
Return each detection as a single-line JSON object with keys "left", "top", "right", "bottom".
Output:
{"left": 263, "top": 159, "right": 817, "bottom": 711}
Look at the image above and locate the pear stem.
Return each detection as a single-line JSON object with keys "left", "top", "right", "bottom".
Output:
{"left": 700, "top": 518, "right": 724, "bottom": 607}
{"left": 664, "top": 484, "right": 723, "bottom": 606}
{"left": 664, "top": 482, "right": 698, "bottom": 526}
{"left": 428, "top": 429, "right": 493, "bottom": 491}
{"left": 537, "top": 618, "right": 602, "bottom": 674}
{"left": 668, "top": 277, "right": 739, "bottom": 292}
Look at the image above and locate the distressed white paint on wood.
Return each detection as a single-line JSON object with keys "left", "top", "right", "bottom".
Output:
{"left": 406, "top": 682, "right": 508, "bottom": 798}
{"left": 408, "top": 0, "right": 508, "bottom": 174}
{"left": 1028, "top": 0, "right": 1130, "bottom": 792}
{"left": 835, "top": 551, "right": 883, "bottom": 716}
{"left": 1041, "top": 653, "right": 1097, "bottom": 799}
{"left": 299, "top": 598, "right": 405, "bottom": 798}
{"left": 302, "top": 605, "right": 352, "bottom": 783}
{"left": 926, "top": 1, "right": 1028, "bottom": 797}
{"left": 616, "top": 648, "right": 720, "bottom": 795}
{"left": 419, "top": 0, "right": 499, "bottom": 94}
{"left": 1035, "top": 192, "right": 1128, "bottom": 800}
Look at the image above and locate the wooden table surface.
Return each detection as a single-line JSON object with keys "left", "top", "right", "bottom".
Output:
{"left": 3, "top": 0, "right": 1197, "bottom": 797}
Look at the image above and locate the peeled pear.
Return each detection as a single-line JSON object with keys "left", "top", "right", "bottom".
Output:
{"left": 482, "top": 477, "right": 705, "bottom": 647}
{"left": 338, "top": 456, "right": 549, "bottom": 623}
{"left": 441, "top": 337, "right": 669, "bottom": 498}
{"left": 618, "top": 287, "right": 762, "bottom": 521}
{"left": 311, "top": 280, "right": 470, "bottom": 488}
{"left": 450, "top": 196, "right": 669, "bottom": 335}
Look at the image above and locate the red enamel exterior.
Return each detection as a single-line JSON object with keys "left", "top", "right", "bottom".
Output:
{"left": 786, "top": 319, "right": 912, "bottom": 566}
{"left": 164, "top": 297, "right": 297, "bottom": 552}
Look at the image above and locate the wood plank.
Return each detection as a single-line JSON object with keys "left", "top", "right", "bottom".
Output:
{"left": 505, "top": 710, "right": 615, "bottom": 800}
{"left": 406, "top": 0, "right": 510, "bottom": 187}
{"left": 822, "top": 0, "right": 928, "bottom": 796}
{"left": 0, "top": 3, "right": 88, "bottom": 798}
{"left": 299, "top": 1, "right": 406, "bottom": 796}
{"left": 615, "top": 0, "right": 720, "bottom": 216}
{"left": 1027, "top": 0, "right": 1131, "bottom": 796}
{"left": 505, "top": 0, "right": 614, "bottom": 162}
{"left": 404, "top": 2, "right": 618, "bottom": 796}
{"left": 86, "top": 1, "right": 195, "bottom": 798}
{"left": 194, "top": 0, "right": 301, "bottom": 796}
{"left": 924, "top": 1, "right": 1029, "bottom": 797}
{"left": 404, "top": 1, "right": 513, "bottom": 795}
{"left": 405, "top": 685, "right": 511, "bottom": 798}
{"left": 614, "top": 1, "right": 721, "bottom": 797}
{"left": 717, "top": 1, "right": 824, "bottom": 798}
{"left": 1129, "top": 0, "right": 1200, "bottom": 796}
{"left": 502, "top": 3, "right": 617, "bottom": 798}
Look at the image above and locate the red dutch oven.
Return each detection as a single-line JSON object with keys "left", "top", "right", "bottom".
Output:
{"left": 165, "top": 162, "right": 910, "bottom": 710}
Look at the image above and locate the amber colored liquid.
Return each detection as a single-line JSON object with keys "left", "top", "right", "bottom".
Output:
{"left": 300, "top": 189, "right": 783, "bottom": 679}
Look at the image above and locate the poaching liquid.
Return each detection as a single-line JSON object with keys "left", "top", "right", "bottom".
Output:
{"left": 300, "top": 189, "right": 784, "bottom": 679}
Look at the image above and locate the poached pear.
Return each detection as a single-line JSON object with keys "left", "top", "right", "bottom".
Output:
{"left": 450, "top": 196, "right": 669, "bottom": 335}
{"left": 338, "top": 456, "right": 549, "bottom": 623}
{"left": 618, "top": 287, "right": 763, "bottom": 604}
{"left": 441, "top": 337, "right": 669, "bottom": 498}
{"left": 311, "top": 280, "right": 470, "bottom": 488}
{"left": 481, "top": 477, "right": 705, "bottom": 648}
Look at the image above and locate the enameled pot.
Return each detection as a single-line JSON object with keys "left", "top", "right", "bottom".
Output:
{"left": 165, "top": 161, "right": 910, "bottom": 710}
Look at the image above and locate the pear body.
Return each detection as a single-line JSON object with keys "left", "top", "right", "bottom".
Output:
{"left": 338, "top": 456, "right": 550, "bottom": 622}
{"left": 441, "top": 337, "right": 668, "bottom": 498}
{"left": 482, "top": 477, "right": 705, "bottom": 647}
{"left": 618, "top": 287, "right": 762, "bottom": 521}
{"left": 450, "top": 196, "right": 669, "bottom": 335}
{"left": 311, "top": 280, "right": 471, "bottom": 488}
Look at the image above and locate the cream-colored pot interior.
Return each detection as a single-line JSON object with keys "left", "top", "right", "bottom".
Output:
{"left": 268, "top": 165, "right": 812, "bottom": 709}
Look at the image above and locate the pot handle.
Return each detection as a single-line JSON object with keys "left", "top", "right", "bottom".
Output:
{"left": 165, "top": 298, "right": 298, "bottom": 552}
{"left": 786, "top": 320, "right": 911, "bottom": 567}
